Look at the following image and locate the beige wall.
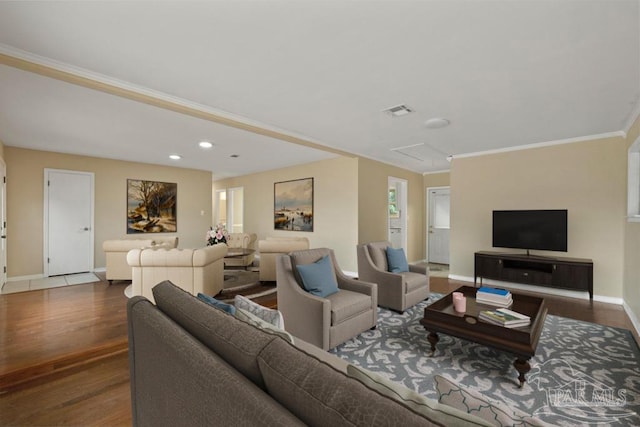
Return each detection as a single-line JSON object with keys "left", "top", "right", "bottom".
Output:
{"left": 423, "top": 172, "right": 450, "bottom": 189}
{"left": 6, "top": 147, "right": 212, "bottom": 277}
{"left": 357, "top": 157, "right": 425, "bottom": 263}
{"left": 624, "top": 113, "right": 640, "bottom": 324}
{"left": 214, "top": 156, "right": 360, "bottom": 271}
{"left": 450, "top": 136, "right": 627, "bottom": 299}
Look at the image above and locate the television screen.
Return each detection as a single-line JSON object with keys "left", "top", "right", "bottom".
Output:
{"left": 492, "top": 210, "right": 567, "bottom": 252}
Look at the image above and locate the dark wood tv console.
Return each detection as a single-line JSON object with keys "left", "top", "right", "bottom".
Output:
{"left": 474, "top": 251, "right": 593, "bottom": 300}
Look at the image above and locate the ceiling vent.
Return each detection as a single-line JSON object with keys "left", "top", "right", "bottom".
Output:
{"left": 390, "top": 143, "right": 426, "bottom": 161}
{"left": 382, "top": 104, "right": 414, "bottom": 117}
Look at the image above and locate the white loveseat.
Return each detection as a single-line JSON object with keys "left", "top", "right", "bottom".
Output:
{"left": 127, "top": 244, "right": 227, "bottom": 303}
{"left": 257, "top": 237, "right": 310, "bottom": 282}
{"left": 102, "top": 237, "right": 179, "bottom": 283}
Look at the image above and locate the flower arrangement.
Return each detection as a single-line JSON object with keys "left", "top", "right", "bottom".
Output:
{"left": 206, "top": 223, "right": 229, "bottom": 245}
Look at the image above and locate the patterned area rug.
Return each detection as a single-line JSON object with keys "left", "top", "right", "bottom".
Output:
{"left": 330, "top": 295, "right": 640, "bottom": 426}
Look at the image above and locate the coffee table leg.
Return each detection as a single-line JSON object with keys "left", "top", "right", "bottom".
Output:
{"left": 513, "top": 357, "right": 531, "bottom": 387}
{"left": 427, "top": 332, "right": 439, "bottom": 355}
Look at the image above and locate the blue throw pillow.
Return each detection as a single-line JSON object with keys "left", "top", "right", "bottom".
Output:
{"left": 386, "top": 247, "right": 409, "bottom": 273}
{"left": 296, "top": 255, "right": 339, "bottom": 298}
{"left": 197, "top": 293, "right": 236, "bottom": 315}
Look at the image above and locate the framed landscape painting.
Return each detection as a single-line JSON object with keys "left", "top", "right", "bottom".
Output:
{"left": 274, "top": 177, "right": 313, "bottom": 232}
{"left": 127, "top": 179, "right": 177, "bottom": 233}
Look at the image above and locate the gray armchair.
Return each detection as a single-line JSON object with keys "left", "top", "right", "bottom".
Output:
{"left": 276, "top": 248, "right": 377, "bottom": 350}
{"left": 357, "top": 241, "right": 430, "bottom": 313}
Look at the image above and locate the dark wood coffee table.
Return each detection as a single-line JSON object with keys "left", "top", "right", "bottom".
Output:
{"left": 225, "top": 248, "right": 255, "bottom": 258}
{"left": 420, "top": 285, "right": 547, "bottom": 387}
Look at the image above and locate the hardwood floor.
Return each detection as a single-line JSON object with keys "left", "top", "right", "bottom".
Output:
{"left": 0, "top": 275, "right": 637, "bottom": 426}
{"left": 0, "top": 279, "right": 131, "bottom": 426}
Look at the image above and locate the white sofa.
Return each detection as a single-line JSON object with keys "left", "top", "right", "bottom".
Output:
{"left": 257, "top": 236, "right": 309, "bottom": 282}
{"left": 126, "top": 244, "right": 228, "bottom": 303}
{"left": 102, "top": 237, "right": 179, "bottom": 283}
{"left": 224, "top": 232, "right": 257, "bottom": 269}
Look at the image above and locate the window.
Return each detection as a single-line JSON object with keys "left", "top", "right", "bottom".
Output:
{"left": 214, "top": 187, "right": 244, "bottom": 232}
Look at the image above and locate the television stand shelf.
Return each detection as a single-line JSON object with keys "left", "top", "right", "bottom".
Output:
{"left": 474, "top": 251, "right": 593, "bottom": 300}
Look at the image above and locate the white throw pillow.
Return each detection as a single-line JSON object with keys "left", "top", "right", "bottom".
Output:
{"left": 234, "top": 308, "right": 294, "bottom": 344}
{"left": 234, "top": 294, "right": 285, "bottom": 329}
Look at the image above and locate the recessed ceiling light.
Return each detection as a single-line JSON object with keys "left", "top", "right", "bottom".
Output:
{"left": 424, "top": 118, "right": 450, "bottom": 129}
{"left": 199, "top": 141, "right": 213, "bottom": 149}
{"left": 169, "top": 154, "right": 181, "bottom": 160}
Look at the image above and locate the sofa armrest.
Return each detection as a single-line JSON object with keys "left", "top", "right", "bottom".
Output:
{"left": 193, "top": 244, "right": 228, "bottom": 266}
{"left": 409, "top": 263, "right": 428, "bottom": 275}
{"left": 337, "top": 275, "right": 377, "bottom": 298}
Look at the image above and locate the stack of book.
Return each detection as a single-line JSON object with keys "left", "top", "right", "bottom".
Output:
{"left": 478, "top": 308, "right": 531, "bottom": 328}
{"left": 475, "top": 287, "right": 513, "bottom": 307}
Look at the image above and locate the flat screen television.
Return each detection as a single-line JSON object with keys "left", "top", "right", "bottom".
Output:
{"left": 492, "top": 210, "right": 567, "bottom": 253}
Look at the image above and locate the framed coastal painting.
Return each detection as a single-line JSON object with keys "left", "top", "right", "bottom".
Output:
{"left": 127, "top": 179, "right": 177, "bottom": 233}
{"left": 274, "top": 177, "right": 313, "bottom": 232}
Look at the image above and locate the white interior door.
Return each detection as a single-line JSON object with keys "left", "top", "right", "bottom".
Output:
{"left": 45, "top": 169, "right": 94, "bottom": 276}
{"left": 427, "top": 187, "right": 450, "bottom": 264}
{"left": 388, "top": 177, "right": 407, "bottom": 250}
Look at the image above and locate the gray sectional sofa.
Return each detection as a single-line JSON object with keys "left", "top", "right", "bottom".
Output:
{"left": 127, "top": 281, "right": 492, "bottom": 426}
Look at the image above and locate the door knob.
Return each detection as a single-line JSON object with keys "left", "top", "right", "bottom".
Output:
{"left": 83, "top": 227, "right": 90, "bottom": 231}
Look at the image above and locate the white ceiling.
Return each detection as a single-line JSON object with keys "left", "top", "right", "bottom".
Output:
{"left": 0, "top": 1, "right": 638, "bottom": 180}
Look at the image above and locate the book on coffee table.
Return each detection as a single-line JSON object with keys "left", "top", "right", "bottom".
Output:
{"left": 476, "top": 294, "right": 513, "bottom": 307}
{"left": 476, "top": 287, "right": 513, "bottom": 307}
{"left": 479, "top": 308, "right": 530, "bottom": 328}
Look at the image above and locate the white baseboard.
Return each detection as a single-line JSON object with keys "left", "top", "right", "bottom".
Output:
{"left": 623, "top": 301, "right": 640, "bottom": 339}
{"left": 8, "top": 274, "right": 43, "bottom": 282}
{"left": 9, "top": 268, "right": 105, "bottom": 282}
{"left": 447, "top": 274, "right": 622, "bottom": 304}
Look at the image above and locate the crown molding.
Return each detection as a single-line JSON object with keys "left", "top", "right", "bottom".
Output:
{"left": 455, "top": 131, "right": 626, "bottom": 160}
{"left": 422, "top": 169, "right": 451, "bottom": 175}
{"left": 0, "top": 44, "right": 352, "bottom": 158}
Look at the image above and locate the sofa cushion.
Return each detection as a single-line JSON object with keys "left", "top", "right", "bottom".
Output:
{"left": 152, "top": 280, "right": 278, "bottom": 389}
{"left": 197, "top": 293, "right": 236, "bottom": 315}
{"left": 257, "top": 338, "right": 447, "bottom": 426}
{"left": 327, "top": 289, "right": 374, "bottom": 325}
{"left": 386, "top": 247, "right": 409, "bottom": 273}
{"left": 435, "top": 375, "right": 553, "bottom": 427}
{"left": 127, "top": 296, "right": 305, "bottom": 427}
{"left": 347, "top": 365, "right": 491, "bottom": 426}
{"left": 295, "top": 255, "right": 339, "bottom": 298}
